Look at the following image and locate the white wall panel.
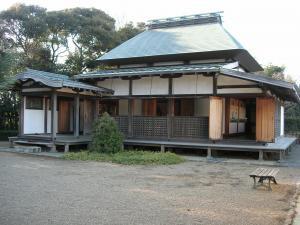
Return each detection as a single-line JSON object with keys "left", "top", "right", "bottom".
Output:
{"left": 173, "top": 75, "right": 213, "bottom": 95}
{"left": 132, "top": 77, "right": 168, "bottom": 95}
{"left": 217, "top": 75, "right": 256, "bottom": 85}
{"left": 97, "top": 79, "right": 129, "bottom": 96}
{"left": 217, "top": 88, "right": 262, "bottom": 94}
{"left": 24, "top": 109, "right": 44, "bottom": 134}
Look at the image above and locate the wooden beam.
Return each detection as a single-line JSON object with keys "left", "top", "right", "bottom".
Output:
{"left": 74, "top": 93, "right": 80, "bottom": 137}
{"left": 51, "top": 91, "right": 57, "bottom": 141}
{"left": 168, "top": 77, "right": 173, "bottom": 95}
{"left": 213, "top": 74, "right": 217, "bottom": 96}
{"left": 217, "top": 84, "right": 259, "bottom": 89}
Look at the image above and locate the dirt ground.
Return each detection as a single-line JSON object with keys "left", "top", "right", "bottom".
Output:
{"left": 0, "top": 151, "right": 299, "bottom": 225}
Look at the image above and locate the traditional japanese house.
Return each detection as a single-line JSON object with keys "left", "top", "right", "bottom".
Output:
{"left": 11, "top": 12, "right": 299, "bottom": 160}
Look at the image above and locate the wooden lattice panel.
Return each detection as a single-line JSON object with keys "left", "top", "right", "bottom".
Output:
{"left": 132, "top": 116, "right": 168, "bottom": 137}
{"left": 113, "top": 116, "right": 129, "bottom": 136}
{"left": 171, "top": 116, "right": 208, "bottom": 138}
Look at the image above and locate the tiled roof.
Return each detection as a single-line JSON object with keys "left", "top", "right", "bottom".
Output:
{"left": 16, "top": 69, "right": 113, "bottom": 94}
{"left": 98, "top": 23, "right": 243, "bottom": 62}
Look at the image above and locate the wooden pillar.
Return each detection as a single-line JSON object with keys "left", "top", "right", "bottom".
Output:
{"left": 167, "top": 77, "right": 173, "bottom": 139}
{"left": 128, "top": 79, "right": 133, "bottom": 137}
{"left": 51, "top": 91, "right": 57, "bottom": 141}
{"left": 213, "top": 74, "right": 217, "bottom": 96}
{"left": 44, "top": 97, "right": 48, "bottom": 134}
{"left": 74, "top": 93, "right": 80, "bottom": 137}
{"left": 94, "top": 99, "right": 100, "bottom": 120}
{"left": 160, "top": 145, "right": 165, "bottom": 153}
{"left": 167, "top": 98, "right": 174, "bottom": 139}
{"left": 19, "top": 95, "right": 24, "bottom": 136}
{"left": 83, "top": 98, "right": 88, "bottom": 135}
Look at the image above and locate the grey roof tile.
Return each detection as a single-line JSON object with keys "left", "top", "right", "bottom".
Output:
{"left": 16, "top": 69, "right": 113, "bottom": 94}
{"left": 98, "top": 23, "right": 243, "bottom": 61}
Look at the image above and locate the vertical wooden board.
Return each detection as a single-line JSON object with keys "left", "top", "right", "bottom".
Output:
{"left": 256, "top": 97, "right": 275, "bottom": 142}
{"left": 58, "top": 100, "right": 70, "bottom": 133}
{"left": 209, "top": 96, "right": 223, "bottom": 140}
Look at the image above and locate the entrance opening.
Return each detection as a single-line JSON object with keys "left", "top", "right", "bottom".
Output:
{"left": 224, "top": 98, "right": 256, "bottom": 141}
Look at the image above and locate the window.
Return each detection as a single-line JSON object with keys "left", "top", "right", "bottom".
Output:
{"left": 99, "top": 100, "right": 118, "bottom": 116}
{"left": 174, "top": 99, "right": 194, "bottom": 116}
{"left": 26, "top": 97, "right": 43, "bottom": 110}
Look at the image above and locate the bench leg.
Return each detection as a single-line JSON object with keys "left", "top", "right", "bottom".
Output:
{"left": 268, "top": 178, "right": 272, "bottom": 191}
{"left": 253, "top": 177, "right": 257, "bottom": 189}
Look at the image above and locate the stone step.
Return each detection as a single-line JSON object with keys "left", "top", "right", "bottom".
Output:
{"left": 13, "top": 145, "right": 42, "bottom": 153}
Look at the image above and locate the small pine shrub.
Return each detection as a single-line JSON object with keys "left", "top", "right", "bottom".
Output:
{"left": 89, "top": 112, "right": 123, "bottom": 153}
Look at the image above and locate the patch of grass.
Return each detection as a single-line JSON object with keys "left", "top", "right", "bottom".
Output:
{"left": 63, "top": 150, "right": 185, "bottom": 165}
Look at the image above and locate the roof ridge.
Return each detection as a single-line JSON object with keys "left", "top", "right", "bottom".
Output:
{"left": 147, "top": 12, "right": 223, "bottom": 29}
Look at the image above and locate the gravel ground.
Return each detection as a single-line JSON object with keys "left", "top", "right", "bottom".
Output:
{"left": 0, "top": 151, "right": 300, "bottom": 225}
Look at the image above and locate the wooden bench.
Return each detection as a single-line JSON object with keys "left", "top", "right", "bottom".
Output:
{"left": 249, "top": 168, "right": 279, "bottom": 190}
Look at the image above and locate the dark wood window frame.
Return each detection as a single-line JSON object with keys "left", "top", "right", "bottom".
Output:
{"left": 25, "top": 96, "right": 43, "bottom": 110}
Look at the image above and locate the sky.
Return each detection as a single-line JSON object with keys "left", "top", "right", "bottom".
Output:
{"left": 1, "top": 0, "right": 300, "bottom": 83}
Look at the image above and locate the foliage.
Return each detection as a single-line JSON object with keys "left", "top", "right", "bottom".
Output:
{"left": 63, "top": 150, "right": 185, "bottom": 165}
{"left": 89, "top": 112, "right": 123, "bottom": 154}
{"left": 263, "top": 64, "right": 300, "bottom": 134}
{"left": 114, "top": 22, "right": 145, "bottom": 46}
{"left": 0, "top": 130, "right": 18, "bottom": 141}
{"left": 263, "top": 64, "right": 295, "bottom": 82}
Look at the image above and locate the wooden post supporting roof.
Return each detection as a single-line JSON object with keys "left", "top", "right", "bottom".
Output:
{"left": 51, "top": 91, "right": 57, "bottom": 141}
{"left": 74, "top": 93, "right": 80, "bottom": 138}
{"left": 19, "top": 95, "right": 24, "bottom": 136}
{"left": 128, "top": 79, "right": 133, "bottom": 137}
{"left": 44, "top": 97, "right": 48, "bottom": 134}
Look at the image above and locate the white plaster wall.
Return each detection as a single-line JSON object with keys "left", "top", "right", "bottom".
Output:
{"left": 24, "top": 109, "right": 44, "bottom": 134}
{"left": 217, "top": 88, "right": 262, "bottom": 94}
{"left": 119, "top": 100, "right": 128, "bottom": 115}
{"left": 280, "top": 106, "right": 284, "bottom": 136}
{"left": 194, "top": 98, "right": 209, "bottom": 116}
{"left": 173, "top": 75, "right": 213, "bottom": 95}
{"left": 217, "top": 75, "right": 256, "bottom": 85}
{"left": 97, "top": 78, "right": 129, "bottom": 96}
{"left": 132, "top": 77, "right": 168, "bottom": 95}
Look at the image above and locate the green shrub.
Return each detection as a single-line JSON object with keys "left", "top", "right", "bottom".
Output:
{"left": 285, "top": 117, "right": 300, "bottom": 134}
{"left": 89, "top": 112, "right": 123, "bottom": 153}
{"left": 63, "top": 150, "right": 185, "bottom": 165}
{"left": 0, "top": 130, "right": 18, "bottom": 141}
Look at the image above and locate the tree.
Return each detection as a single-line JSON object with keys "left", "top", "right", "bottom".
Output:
{"left": 62, "top": 8, "right": 116, "bottom": 75}
{"left": 114, "top": 22, "right": 145, "bottom": 46}
{"left": 263, "top": 64, "right": 294, "bottom": 82}
{"left": 0, "top": 4, "right": 55, "bottom": 71}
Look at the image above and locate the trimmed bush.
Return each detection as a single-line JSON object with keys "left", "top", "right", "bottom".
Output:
{"left": 285, "top": 117, "right": 300, "bottom": 134}
{"left": 89, "top": 112, "right": 123, "bottom": 153}
{"left": 63, "top": 150, "right": 185, "bottom": 165}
